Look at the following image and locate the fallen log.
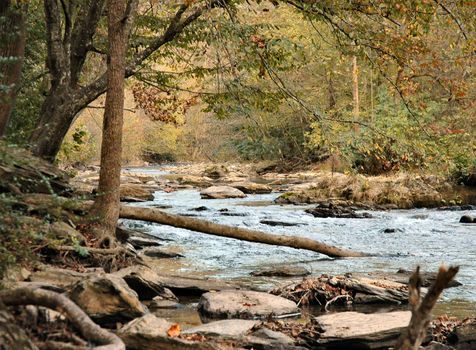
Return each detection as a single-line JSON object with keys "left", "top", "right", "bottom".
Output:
{"left": 119, "top": 205, "right": 366, "bottom": 258}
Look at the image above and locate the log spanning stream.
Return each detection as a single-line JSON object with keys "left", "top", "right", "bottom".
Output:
{"left": 121, "top": 169, "right": 476, "bottom": 316}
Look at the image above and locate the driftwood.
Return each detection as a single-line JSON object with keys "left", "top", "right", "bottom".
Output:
{"left": 0, "top": 287, "right": 125, "bottom": 350}
{"left": 395, "top": 265, "right": 459, "bottom": 350}
{"left": 119, "top": 205, "right": 366, "bottom": 258}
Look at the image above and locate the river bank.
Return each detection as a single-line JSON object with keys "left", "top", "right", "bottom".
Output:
{"left": 2, "top": 153, "right": 475, "bottom": 349}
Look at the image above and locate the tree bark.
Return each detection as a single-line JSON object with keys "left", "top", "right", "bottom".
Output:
{"left": 91, "top": 0, "right": 128, "bottom": 238}
{"left": 0, "top": 1, "right": 26, "bottom": 137}
{"left": 0, "top": 287, "right": 125, "bottom": 350}
{"left": 119, "top": 205, "right": 366, "bottom": 258}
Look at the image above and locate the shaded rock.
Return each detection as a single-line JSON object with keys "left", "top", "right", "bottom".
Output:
{"left": 438, "top": 205, "right": 476, "bottom": 211}
{"left": 459, "top": 215, "right": 474, "bottom": 223}
{"left": 128, "top": 236, "right": 162, "bottom": 249}
{"left": 203, "top": 165, "right": 229, "bottom": 179}
{"left": 450, "top": 319, "right": 476, "bottom": 348}
{"left": 114, "top": 266, "right": 177, "bottom": 301}
{"left": 422, "top": 342, "right": 455, "bottom": 350}
{"left": 199, "top": 290, "right": 299, "bottom": 319}
{"left": 231, "top": 182, "right": 272, "bottom": 194}
{"left": 153, "top": 275, "right": 238, "bottom": 296}
{"left": 149, "top": 298, "right": 181, "bottom": 310}
{"left": 200, "top": 186, "right": 246, "bottom": 199}
{"left": 315, "top": 311, "right": 411, "bottom": 349}
{"left": 69, "top": 275, "right": 147, "bottom": 324}
{"left": 150, "top": 204, "right": 173, "bottom": 209}
{"left": 191, "top": 206, "right": 209, "bottom": 211}
{"left": 220, "top": 211, "right": 248, "bottom": 217}
{"left": 260, "top": 220, "right": 302, "bottom": 227}
{"left": 121, "top": 196, "right": 147, "bottom": 203}
{"left": 120, "top": 184, "right": 155, "bottom": 201}
{"left": 183, "top": 319, "right": 259, "bottom": 337}
{"left": 250, "top": 266, "right": 310, "bottom": 277}
{"left": 306, "top": 203, "right": 373, "bottom": 219}
{"left": 29, "top": 267, "right": 105, "bottom": 289}
{"left": 118, "top": 314, "right": 214, "bottom": 350}
{"left": 140, "top": 247, "right": 184, "bottom": 259}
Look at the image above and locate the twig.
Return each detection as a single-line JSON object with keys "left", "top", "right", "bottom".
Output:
{"left": 324, "top": 294, "right": 352, "bottom": 311}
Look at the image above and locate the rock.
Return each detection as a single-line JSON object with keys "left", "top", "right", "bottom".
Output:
{"left": 231, "top": 182, "right": 273, "bottom": 194}
{"left": 459, "top": 215, "right": 474, "bottom": 223}
{"left": 199, "top": 290, "right": 299, "bottom": 319}
{"left": 149, "top": 298, "right": 181, "bottom": 309}
{"left": 183, "top": 319, "right": 259, "bottom": 338}
{"left": 140, "top": 247, "right": 184, "bottom": 259}
{"left": 203, "top": 165, "right": 229, "bottom": 179}
{"left": 121, "top": 196, "right": 147, "bottom": 202}
{"left": 438, "top": 205, "right": 476, "bottom": 211}
{"left": 451, "top": 319, "right": 476, "bottom": 348}
{"left": 422, "top": 342, "right": 455, "bottom": 350}
{"left": 153, "top": 275, "right": 238, "bottom": 296}
{"left": 29, "top": 266, "right": 105, "bottom": 289}
{"left": 191, "top": 206, "right": 209, "bottom": 211}
{"left": 177, "top": 175, "right": 213, "bottom": 188}
{"left": 200, "top": 186, "right": 247, "bottom": 199}
{"left": 120, "top": 184, "right": 155, "bottom": 201}
{"left": 260, "top": 220, "right": 302, "bottom": 227}
{"left": 0, "top": 308, "right": 39, "bottom": 350}
{"left": 220, "top": 211, "right": 248, "bottom": 217}
{"left": 250, "top": 266, "right": 311, "bottom": 277}
{"left": 69, "top": 275, "right": 147, "bottom": 324}
{"left": 118, "top": 314, "right": 213, "bottom": 350}
{"left": 114, "top": 266, "right": 177, "bottom": 301}
{"left": 128, "top": 236, "right": 162, "bottom": 249}
{"left": 306, "top": 203, "right": 373, "bottom": 219}
{"left": 315, "top": 311, "right": 411, "bottom": 348}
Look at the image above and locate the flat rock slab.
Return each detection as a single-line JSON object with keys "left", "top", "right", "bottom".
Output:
{"left": 199, "top": 290, "right": 299, "bottom": 319}
{"left": 29, "top": 267, "right": 105, "bottom": 289}
{"left": 200, "top": 186, "right": 246, "bottom": 199}
{"left": 154, "top": 275, "right": 238, "bottom": 296}
{"left": 183, "top": 319, "right": 259, "bottom": 337}
{"left": 231, "top": 182, "right": 273, "bottom": 194}
{"left": 316, "top": 311, "right": 411, "bottom": 348}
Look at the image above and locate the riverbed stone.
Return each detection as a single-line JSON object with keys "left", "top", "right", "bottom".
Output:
{"left": 183, "top": 319, "right": 259, "bottom": 337}
{"left": 153, "top": 275, "right": 239, "bottom": 296}
{"left": 459, "top": 215, "right": 474, "bottom": 223}
{"left": 199, "top": 290, "right": 299, "bottom": 319}
{"left": 139, "top": 247, "right": 184, "bottom": 259}
{"left": 315, "top": 311, "right": 411, "bottom": 348}
{"left": 114, "top": 266, "right": 177, "bottom": 301}
{"left": 200, "top": 186, "right": 246, "bottom": 199}
{"left": 306, "top": 203, "right": 373, "bottom": 218}
{"left": 120, "top": 184, "right": 155, "bottom": 201}
{"left": 203, "top": 165, "right": 229, "bottom": 179}
{"left": 118, "top": 314, "right": 214, "bottom": 350}
{"left": 69, "top": 275, "right": 147, "bottom": 324}
{"left": 231, "top": 182, "right": 272, "bottom": 194}
{"left": 177, "top": 175, "right": 213, "bottom": 187}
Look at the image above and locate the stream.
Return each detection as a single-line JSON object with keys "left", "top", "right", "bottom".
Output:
{"left": 122, "top": 167, "right": 476, "bottom": 318}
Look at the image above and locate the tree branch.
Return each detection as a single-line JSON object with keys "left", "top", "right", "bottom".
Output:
{"left": 44, "top": 0, "right": 67, "bottom": 87}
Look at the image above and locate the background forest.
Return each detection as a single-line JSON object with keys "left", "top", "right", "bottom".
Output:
{"left": 3, "top": 0, "right": 476, "bottom": 180}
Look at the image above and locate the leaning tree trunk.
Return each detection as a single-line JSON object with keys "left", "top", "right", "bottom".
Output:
{"left": 0, "top": 1, "right": 26, "bottom": 137}
{"left": 29, "top": 90, "right": 80, "bottom": 161}
{"left": 91, "top": 0, "right": 128, "bottom": 238}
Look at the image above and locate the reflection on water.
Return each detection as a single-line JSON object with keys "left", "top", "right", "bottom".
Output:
{"left": 122, "top": 185, "right": 476, "bottom": 317}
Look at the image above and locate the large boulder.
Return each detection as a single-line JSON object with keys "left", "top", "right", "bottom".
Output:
{"left": 69, "top": 275, "right": 147, "bottom": 324}
{"left": 306, "top": 203, "right": 373, "bottom": 219}
{"left": 200, "top": 186, "right": 246, "bottom": 199}
{"left": 231, "top": 182, "right": 272, "bottom": 194}
{"left": 183, "top": 319, "right": 259, "bottom": 338}
{"left": 176, "top": 175, "right": 213, "bottom": 188}
{"left": 199, "top": 290, "right": 299, "bottom": 319}
{"left": 118, "top": 314, "right": 214, "bottom": 350}
{"left": 120, "top": 184, "right": 155, "bottom": 201}
{"left": 315, "top": 311, "right": 411, "bottom": 349}
{"left": 114, "top": 266, "right": 177, "bottom": 301}
{"left": 459, "top": 215, "right": 474, "bottom": 223}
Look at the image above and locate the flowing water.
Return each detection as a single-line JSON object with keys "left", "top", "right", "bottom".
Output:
{"left": 122, "top": 168, "right": 476, "bottom": 317}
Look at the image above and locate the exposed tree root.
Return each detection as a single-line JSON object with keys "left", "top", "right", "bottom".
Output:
{"left": 395, "top": 265, "right": 459, "bottom": 350}
{"left": 0, "top": 287, "right": 125, "bottom": 350}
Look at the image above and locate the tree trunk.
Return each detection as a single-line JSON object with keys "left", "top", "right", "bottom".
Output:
{"left": 29, "top": 90, "right": 79, "bottom": 161}
{"left": 0, "top": 1, "right": 26, "bottom": 137}
{"left": 352, "top": 55, "right": 359, "bottom": 119}
{"left": 119, "top": 205, "right": 366, "bottom": 258}
{"left": 91, "top": 0, "right": 128, "bottom": 238}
